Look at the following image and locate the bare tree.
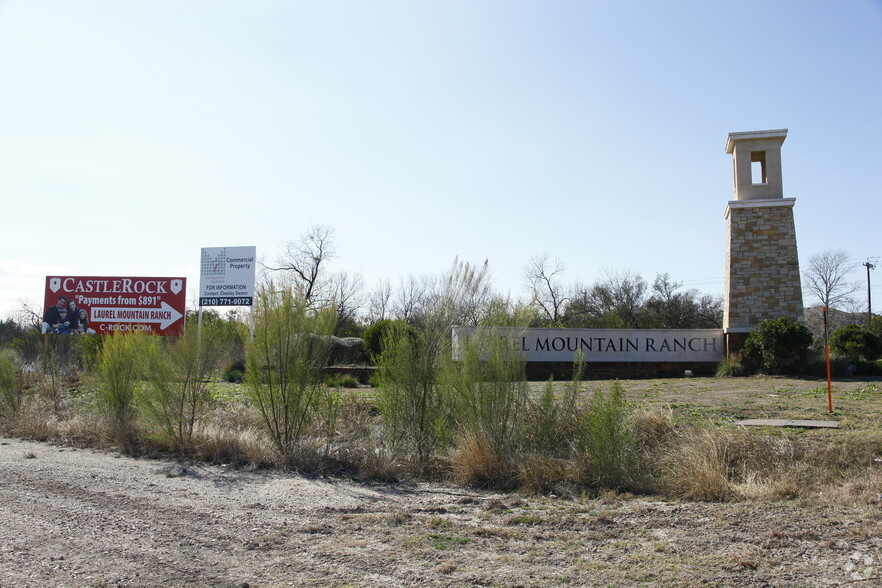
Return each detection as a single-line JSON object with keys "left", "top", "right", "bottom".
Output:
{"left": 803, "top": 249, "right": 859, "bottom": 311}
{"left": 14, "top": 299, "right": 43, "bottom": 332}
{"left": 366, "top": 279, "right": 392, "bottom": 324}
{"left": 330, "top": 271, "right": 365, "bottom": 335}
{"left": 393, "top": 274, "right": 428, "bottom": 324}
{"left": 523, "top": 254, "right": 569, "bottom": 325}
{"left": 264, "top": 225, "right": 336, "bottom": 307}
{"left": 803, "top": 249, "right": 861, "bottom": 341}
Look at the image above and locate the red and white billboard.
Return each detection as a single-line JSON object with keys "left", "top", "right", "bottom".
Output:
{"left": 42, "top": 276, "right": 187, "bottom": 336}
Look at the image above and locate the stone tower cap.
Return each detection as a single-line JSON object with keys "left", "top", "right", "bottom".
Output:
{"left": 725, "top": 129, "right": 787, "bottom": 154}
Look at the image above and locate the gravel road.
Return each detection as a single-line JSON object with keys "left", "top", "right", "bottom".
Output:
{"left": 2, "top": 436, "right": 881, "bottom": 587}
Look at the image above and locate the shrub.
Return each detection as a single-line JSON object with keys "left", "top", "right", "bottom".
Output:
{"left": 527, "top": 354, "right": 584, "bottom": 457}
{"left": 716, "top": 353, "right": 746, "bottom": 377}
{"left": 577, "top": 380, "right": 638, "bottom": 490}
{"left": 97, "top": 333, "right": 151, "bottom": 453}
{"left": 324, "top": 373, "right": 359, "bottom": 388}
{"left": 531, "top": 379, "right": 560, "bottom": 456}
{"left": 75, "top": 334, "right": 104, "bottom": 373}
{"left": 830, "top": 324, "right": 880, "bottom": 362}
{"left": 376, "top": 324, "right": 449, "bottom": 472}
{"left": 222, "top": 359, "right": 246, "bottom": 383}
{"left": 141, "top": 323, "right": 224, "bottom": 451}
{"left": 0, "top": 348, "right": 23, "bottom": 416}
{"left": 742, "top": 317, "right": 813, "bottom": 374}
{"left": 446, "top": 327, "right": 528, "bottom": 470}
{"left": 363, "top": 319, "right": 411, "bottom": 361}
{"left": 245, "top": 286, "right": 336, "bottom": 463}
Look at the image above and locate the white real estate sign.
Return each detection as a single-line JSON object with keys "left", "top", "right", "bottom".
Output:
{"left": 199, "top": 246, "right": 256, "bottom": 307}
{"left": 452, "top": 326, "right": 725, "bottom": 363}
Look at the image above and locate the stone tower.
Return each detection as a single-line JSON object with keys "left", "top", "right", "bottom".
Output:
{"left": 723, "top": 129, "right": 803, "bottom": 351}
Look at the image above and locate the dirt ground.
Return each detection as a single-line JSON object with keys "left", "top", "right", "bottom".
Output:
{"left": 2, "top": 435, "right": 882, "bottom": 587}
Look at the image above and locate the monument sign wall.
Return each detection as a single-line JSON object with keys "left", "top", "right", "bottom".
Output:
{"left": 452, "top": 326, "right": 725, "bottom": 363}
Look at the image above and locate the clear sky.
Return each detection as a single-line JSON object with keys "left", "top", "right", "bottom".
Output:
{"left": 1, "top": 0, "right": 880, "bottom": 319}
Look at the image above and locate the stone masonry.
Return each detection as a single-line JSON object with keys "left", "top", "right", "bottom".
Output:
{"left": 724, "top": 202, "right": 803, "bottom": 330}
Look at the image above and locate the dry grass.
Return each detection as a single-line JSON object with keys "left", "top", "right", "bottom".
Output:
{"left": 4, "top": 373, "right": 882, "bottom": 505}
{"left": 449, "top": 431, "right": 509, "bottom": 488}
{"left": 516, "top": 453, "right": 573, "bottom": 495}
{"left": 661, "top": 425, "right": 733, "bottom": 501}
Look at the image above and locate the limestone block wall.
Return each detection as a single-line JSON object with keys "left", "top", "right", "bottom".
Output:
{"left": 724, "top": 203, "right": 803, "bottom": 331}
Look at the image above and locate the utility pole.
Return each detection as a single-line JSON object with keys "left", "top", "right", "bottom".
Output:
{"left": 864, "top": 259, "right": 877, "bottom": 325}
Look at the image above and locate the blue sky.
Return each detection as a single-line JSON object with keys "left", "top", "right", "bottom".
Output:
{"left": 1, "top": 1, "right": 880, "bottom": 319}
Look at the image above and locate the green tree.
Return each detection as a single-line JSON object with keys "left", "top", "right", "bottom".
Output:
{"left": 565, "top": 270, "right": 648, "bottom": 328}
{"left": 643, "top": 273, "right": 722, "bottom": 328}
{"left": 829, "top": 324, "right": 879, "bottom": 362}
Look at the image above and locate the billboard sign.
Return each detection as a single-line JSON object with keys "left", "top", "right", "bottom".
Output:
{"left": 199, "top": 246, "right": 256, "bottom": 307}
{"left": 43, "top": 276, "right": 187, "bottom": 336}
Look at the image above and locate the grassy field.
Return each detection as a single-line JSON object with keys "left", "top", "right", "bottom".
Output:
{"left": 612, "top": 375, "right": 881, "bottom": 427}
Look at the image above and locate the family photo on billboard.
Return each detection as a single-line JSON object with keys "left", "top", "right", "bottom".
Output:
{"left": 41, "top": 295, "right": 96, "bottom": 335}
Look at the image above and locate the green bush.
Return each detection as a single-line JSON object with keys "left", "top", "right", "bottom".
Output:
{"left": 868, "top": 315, "right": 882, "bottom": 338}
{"left": 446, "top": 326, "right": 528, "bottom": 463}
{"left": 363, "top": 319, "right": 411, "bottom": 361}
{"left": 97, "top": 333, "right": 151, "bottom": 452}
{"left": 0, "top": 348, "right": 23, "bottom": 416}
{"left": 532, "top": 379, "right": 560, "bottom": 456}
{"left": 324, "top": 373, "right": 359, "bottom": 388}
{"left": 376, "top": 323, "right": 449, "bottom": 471}
{"left": 577, "top": 380, "right": 638, "bottom": 490}
{"left": 716, "top": 354, "right": 746, "bottom": 377}
{"left": 141, "top": 324, "right": 223, "bottom": 450}
{"left": 742, "top": 317, "right": 813, "bottom": 375}
{"left": 222, "top": 359, "right": 246, "bottom": 383}
{"left": 830, "top": 324, "right": 880, "bottom": 362}
{"left": 528, "top": 353, "right": 583, "bottom": 457}
{"left": 72, "top": 334, "right": 104, "bottom": 372}
{"left": 245, "top": 286, "right": 336, "bottom": 462}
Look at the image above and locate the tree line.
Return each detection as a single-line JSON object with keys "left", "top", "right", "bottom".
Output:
{"left": 258, "top": 226, "right": 723, "bottom": 337}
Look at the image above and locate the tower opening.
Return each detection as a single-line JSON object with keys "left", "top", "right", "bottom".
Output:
{"left": 750, "top": 151, "right": 767, "bottom": 185}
